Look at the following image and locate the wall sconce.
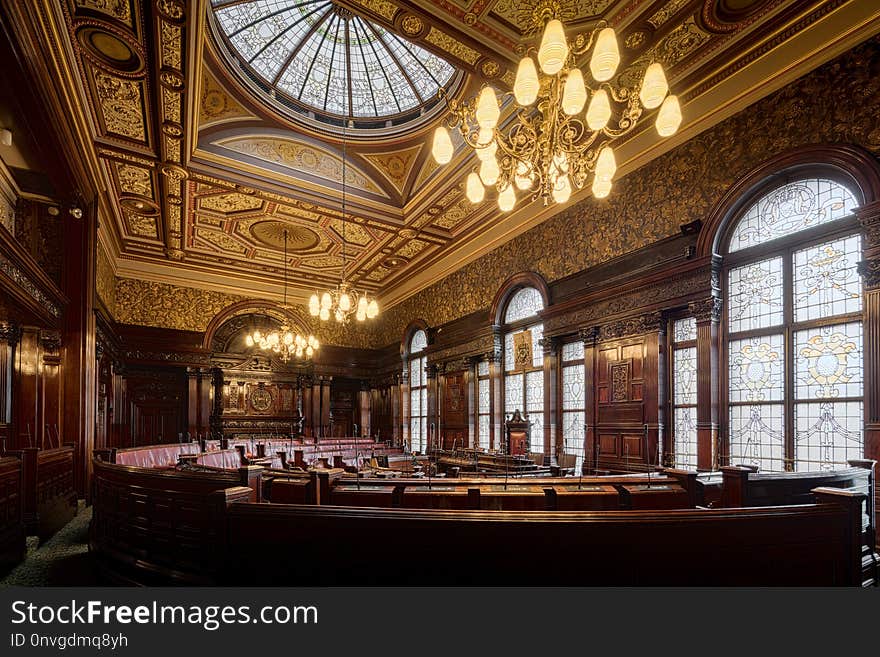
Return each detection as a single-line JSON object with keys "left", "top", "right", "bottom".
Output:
{"left": 0, "top": 128, "right": 12, "bottom": 147}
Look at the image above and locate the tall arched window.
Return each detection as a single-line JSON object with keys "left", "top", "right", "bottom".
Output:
{"left": 408, "top": 329, "right": 428, "bottom": 453}
{"left": 723, "top": 176, "right": 864, "bottom": 472}
{"left": 503, "top": 287, "right": 545, "bottom": 453}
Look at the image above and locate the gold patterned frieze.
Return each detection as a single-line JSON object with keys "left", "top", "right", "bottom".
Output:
{"left": 126, "top": 212, "right": 159, "bottom": 239}
{"left": 75, "top": 0, "right": 132, "bottom": 26}
{"left": 348, "top": 0, "right": 397, "bottom": 21}
{"left": 159, "top": 20, "right": 182, "bottom": 70}
{"left": 115, "top": 162, "right": 153, "bottom": 197}
{"left": 490, "top": 0, "right": 613, "bottom": 32}
{"left": 162, "top": 87, "right": 181, "bottom": 123}
{"left": 396, "top": 239, "right": 429, "bottom": 259}
{"left": 96, "top": 245, "right": 117, "bottom": 314}
{"left": 196, "top": 228, "right": 248, "bottom": 255}
{"left": 329, "top": 219, "right": 372, "bottom": 246}
{"left": 647, "top": 0, "right": 690, "bottom": 28}
{"left": 93, "top": 70, "right": 146, "bottom": 141}
{"left": 219, "top": 138, "right": 382, "bottom": 194}
{"left": 424, "top": 27, "right": 480, "bottom": 66}
{"left": 199, "top": 192, "right": 264, "bottom": 214}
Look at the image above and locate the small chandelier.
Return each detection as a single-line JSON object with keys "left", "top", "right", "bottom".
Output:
{"left": 246, "top": 229, "right": 320, "bottom": 362}
{"left": 431, "top": 13, "right": 682, "bottom": 210}
{"left": 308, "top": 122, "right": 379, "bottom": 324}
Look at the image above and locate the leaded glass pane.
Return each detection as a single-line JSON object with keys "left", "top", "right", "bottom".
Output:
{"left": 212, "top": 0, "right": 456, "bottom": 119}
{"left": 529, "top": 412, "right": 544, "bottom": 453}
{"left": 795, "top": 322, "right": 862, "bottom": 400}
{"left": 504, "top": 332, "right": 515, "bottom": 372}
{"left": 478, "top": 378, "right": 490, "bottom": 414}
{"left": 673, "top": 347, "right": 697, "bottom": 405}
{"left": 728, "top": 257, "right": 784, "bottom": 332}
{"left": 504, "top": 373, "right": 522, "bottom": 415}
{"left": 794, "top": 401, "right": 863, "bottom": 471}
{"left": 410, "top": 388, "right": 420, "bottom": 417}
{"left": 525, "top": 370, "right": 543, "bottom": 412}
{"left": 477, "top": 415, "right": 489, "bottom": 450}
{"left": 420, "top": 387, "right": 426, "bottom": 420}
{"left": 729, "top": 335, "right": 785, "bottom": 403}
{"left": 673, "top": 407, "right": 698, "bottom": 469}
{"left": 562, "top": 364, "right": 584, "bottom": 411}
{"left": 728, "top": 178, "right": 858, "bottom": 253}
{"left": 728, "top": 404, "right": 785, "bottom": 472}
{"left": 673, "top": 317, "right": 697, "bottom": 343}
{"left": 561, "top": 341, "right": 584, "bottom": 362}
{"left": 409, "top": 358, "right": 421, "bottom": 387}
{"left": 477, "top": 360, "right": 489, "bottom": 377}
{"left": 504, "top": 287, "right": 544, "bottom": 323}
{"left": 410, "top": 329, "right": 427, "bottom": 354}
{"left": 793, "top": 234, "right": 862, "bottom": 321}
{"left": 562, "top": 410, "right": 584, "bottom": 472}
{"left": 410, "top": 417, "right": 423, "bottom": 453}
{"left": 531, "top": 324, "right": 544, "bottom": 368}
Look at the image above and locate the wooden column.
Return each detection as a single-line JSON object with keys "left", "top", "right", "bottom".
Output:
{"left": 580, "top": 328, "right": 599, "bottom": 474}
{"left": 540, "top": 336, "right": 558, "bottom": 464}
{"left": 467, "top": 357, "right": 477, "bottom": 448}
{"left": 486, "top": 352, "right": 501, "bottom": 451}
{"left": 644, "top": 313, "right": 665, "bottom": 472}
{"left": 0, "top": 323, "right": 19, "bottom": 450}
{"left": 400, "top": 365, "right": 410, "bottom": 450}
{"left": 39, "top": 330, "right": 62, "bottom": 450}
{"left": 426, "top": 363, "right": 439, "bottom": 452}
{"left": 13, "top": 328, "right": 39, "bottom": 450}
{"left": 690, "top": 296, "right": 722, "bottom": 471}
{"left": 856, "top": 201, "right": 880, "bottom": 545}
{"left": 320, "top": 376, "right": 331, "bottom": 437}
{"left": 301, "top": 376, "right": 313, "bottom": 438}
{"left": 186, "top": 367, "right": 199, "bottom": 439}
{"left": 358, "top": 381, "right": 370, "bottom": 438}
{"left": 62, "top": 200, "right": 96, "bottom": 497}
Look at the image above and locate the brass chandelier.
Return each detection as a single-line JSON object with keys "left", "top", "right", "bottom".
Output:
{"left": 431, "top": 12, "right": 682, "bottom": 210}
{"left": 246, "top": 229, "right": 319, "bottom": 362}
{"left": 308, "top": 124, "right": 379, "bottom": 324}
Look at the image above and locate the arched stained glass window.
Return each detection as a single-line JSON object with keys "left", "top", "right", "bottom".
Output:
{"left": 502, "top": 287, "right": 545, "bottom": 454}
{"left": 724, "top": 176, "right": 863, "bottom": 472}
{"left": 407, "top": 329, "right": 428, "bottom": 453}
{"left": 727, "top": 178, "right": 858, "bottom": 253}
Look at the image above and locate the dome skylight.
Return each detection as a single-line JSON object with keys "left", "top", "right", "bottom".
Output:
{"left": 211, "top": 0, "right": 459, "bottom": 126}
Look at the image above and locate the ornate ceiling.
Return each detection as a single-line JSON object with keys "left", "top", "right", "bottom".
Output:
{"left": 20, "top": 0, "right": 880, "bottom": 311}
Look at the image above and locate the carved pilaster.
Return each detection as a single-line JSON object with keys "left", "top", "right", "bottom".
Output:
{"left": 538, "top": 335, "right": 559, "bottom": 356}
{"left": 856, "top": 200, "right": 880, "bottom": 249}
{"left": 688, "top": 296, "right": 723, "bottom": 323}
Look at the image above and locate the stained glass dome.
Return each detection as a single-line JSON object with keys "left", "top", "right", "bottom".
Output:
{"left": 211, "top": 0, "right": 460, "bottom": 127}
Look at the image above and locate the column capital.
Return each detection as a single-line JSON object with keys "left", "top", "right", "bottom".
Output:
{"left": 578, "top": 327, "right": 599, "bottom": 345}
{"left": 0, "top": 321, "right": 21, "bottom": 346}
{"left": 538, "top": 335, "right": 559, "bottom": 356}
{"left": 856, "top": 200, "right": 880, "bottom": 249}
{"left": 858, "top": 258, "right": 880, "bottom": 290}
{"left": 688, "top": 296, "right": 722, "bottom": 323}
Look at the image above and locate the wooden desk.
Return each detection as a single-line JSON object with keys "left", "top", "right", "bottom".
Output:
{"left": 552, "top": 485, "right": 619, "bottom": 511}
{"left": 478, "top": 485, "right": 549, "bottom": 511}
{"left": 401, "top": 486, "right": 475, "bottom": 510}
{"left": 329, "top": 485, "right": 396, "bottom": 508}
{"left": 620, "top": 483, "right": 690, "bottom": 510}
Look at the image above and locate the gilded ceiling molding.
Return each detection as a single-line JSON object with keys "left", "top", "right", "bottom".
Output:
{"left": 360, "top": 145, "right": 423, "bottom": 196}
{"left": 199, "top": 69, "right": 254, "bottom": 128}
{"left": 216, "top": 136, "right": 386, "bottom": 196}
{"left": 0, "top": 252, "right": 61, "bottom": 319}
{"left": 74, "top": 1, "right": 134, "bottom": 27}
{"left": 92, "top": 70, "right": 148, "bottom": 141}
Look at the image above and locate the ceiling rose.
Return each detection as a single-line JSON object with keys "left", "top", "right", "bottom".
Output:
{"left": 249, "top": 220, "right": 320, "bottom": 250}
{"left": 211, "top": 0, "right": 460, "bottom": 126}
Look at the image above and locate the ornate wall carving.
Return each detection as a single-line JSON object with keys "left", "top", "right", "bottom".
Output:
{"left": 96, "top": 245, "right": 116, "bottom": 314}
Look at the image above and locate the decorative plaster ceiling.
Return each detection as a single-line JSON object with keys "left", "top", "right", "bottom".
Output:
{"left": 44, "top": 0, "right": 880, "bottom": 309}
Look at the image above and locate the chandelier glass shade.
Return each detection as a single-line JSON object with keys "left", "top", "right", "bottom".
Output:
{"left": 432, "top": 15, "right": 682, "bottom": 212}
{"left": 307, "top": 124, "right": 379, "bottom": 325}
{"left": 246, "top": 229, "right": 319, "bottom": 362}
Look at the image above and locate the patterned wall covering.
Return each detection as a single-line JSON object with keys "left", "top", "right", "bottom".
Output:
{"left": 112, "top": 278, "right": 377, "bottom": 349}
{"left": 95, "top": 245, "right": 116, "bottom": 315}
{"left": 370, "top": 36, "right": 880, "bottom": 346}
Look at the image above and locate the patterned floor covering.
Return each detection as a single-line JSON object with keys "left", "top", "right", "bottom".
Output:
{"left": 0, "top": 503, "right": 99, "bottom": 587}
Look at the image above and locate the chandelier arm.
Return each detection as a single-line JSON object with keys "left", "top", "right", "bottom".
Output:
{"left": 568, "top": 20, "right": 608, "bottom": 58}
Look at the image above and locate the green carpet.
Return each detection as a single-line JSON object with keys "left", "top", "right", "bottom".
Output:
{"left": 0, "top": 504, "right": 98, "bottom": 587}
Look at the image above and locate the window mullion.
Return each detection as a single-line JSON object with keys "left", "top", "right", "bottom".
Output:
{"left": 783, "top": 247, "right": 795, "bottom": 471}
